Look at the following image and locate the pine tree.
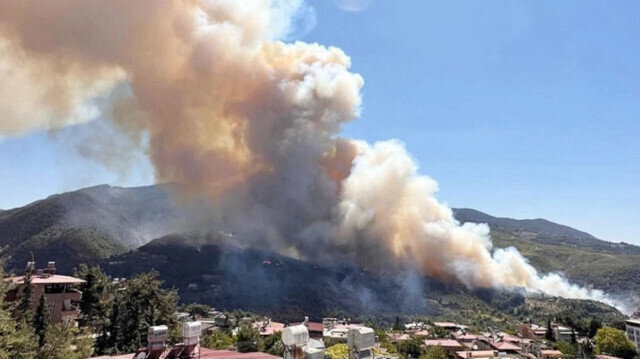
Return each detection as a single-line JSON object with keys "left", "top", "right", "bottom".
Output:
{"left": 16, "top": 269, "right": 33, "bottom": 323}
{"left": 0, "top": 259, "right": 37, "bottom": 359}
{"left": 546, "top": 318, "right": 555, "bottom": 341}
{"left": 74, "top": 264, "right": 111, "bottom": 329}
{"left": 33, "top": 294, "right": 50, "bottom": 347}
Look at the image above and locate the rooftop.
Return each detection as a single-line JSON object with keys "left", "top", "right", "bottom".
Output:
{"left": 626, "top": 319, "right": 640, "bottom": 326}
{"left": 91, "top": 348, "right": 279, "bottom": 359}
{"left": 424, "top": 339, "right": 463, "bottom": 348}
{"left": 490, "top": 342, "right": 521, "bottom": 351}
{"left": 5, "top": 274, "right": 85, "bottom": 285}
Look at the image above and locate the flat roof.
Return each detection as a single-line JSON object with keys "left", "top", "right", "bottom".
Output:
{"left": 91, "top": 348, "right": 279, "bottom": 359}
{"left": 626, "top": 319, "right": 640, "bottom": 326}
{"left": 5, "top": 274, "right": 85, "bottom": 285}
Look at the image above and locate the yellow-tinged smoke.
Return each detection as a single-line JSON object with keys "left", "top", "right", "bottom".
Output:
{"left": 0, "top": 0, "right": 625, "bottom": 311}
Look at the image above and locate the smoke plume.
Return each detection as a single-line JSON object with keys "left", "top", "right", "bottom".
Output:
{"left": 0, "top": 0, "right": 624, "bottom": 311}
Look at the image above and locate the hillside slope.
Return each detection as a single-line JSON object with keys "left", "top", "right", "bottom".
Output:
{"left": 102, "top": 233, "right": 625, "bottom": 326}
{"left": 0, "top": 184, "right": 183, "bottom": 272}
{"left": 453, "top": 209, "right": 640, "bottom": 293}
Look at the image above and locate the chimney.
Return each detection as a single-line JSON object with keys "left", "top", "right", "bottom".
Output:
{"left": 304, "top": 316, "right": 309, "bottom": 325}
{"left": 46, "top": 261, "right": 56, "bottom": 275}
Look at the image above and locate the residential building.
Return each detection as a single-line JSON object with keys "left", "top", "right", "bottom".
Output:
{"left": 4, "top": 262, "right": 84, "bottom": 324}
{"left": 539, "top": 349, "right": 563, "bottom": 359}
{"left": 456, "top": 350, "right": 498, "bottom": 359}
{"left": 626, "top": 319, "right": 640, "bottom": 349}
{"left": 552, "top": 324, "right": 574, "bottom": 342}
{"left": 424, "top": 339, "right": 464, "bottom": 352}
{"left": 517, "top": 323, "right": 548, "bottom": 340}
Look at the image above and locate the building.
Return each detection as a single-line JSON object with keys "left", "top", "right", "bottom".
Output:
{"left": 293, "top": 316, "right": 323, "bottom": 339}
{"left": 489, "top": 341, "right": 521, "bottom": 354}
{"left": 552, "top": 324, "right": 574, "bottom": 342}
{"left": 424, "top": 339, "right": 464, "bottom": 352}
{"left": 539, "top": 349, "right": 563, "bottom": 359}
{"left": 456, "top": 350, "right": 499, "bottom": 359}
{"left": 4, "top": 261, "right": 84, "bottom": 324}
{"left": 517, "top": 323, "right": 548, "bottom": 340}
{"left": 626, "top": 319, "right": 640, "bottom": 349}
{"left": 91, "top": 348, "right": 279, "bottom": 359}
{"left": 252, "top": 318, "right": 284, "bottom": 337}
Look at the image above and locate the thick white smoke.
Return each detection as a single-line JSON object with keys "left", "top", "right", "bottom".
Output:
{"left": 0, "top": 0, "right": 624, "bottom": 311}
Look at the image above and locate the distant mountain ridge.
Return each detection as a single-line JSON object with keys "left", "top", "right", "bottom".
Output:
{"left": 453, "top": 208, "right": 640, "bottom": 255}
{"left": 1, "top": 184, "right": 638, "bottom": 296}
{"left": 0, "top": 184, "right": 185, "bottom": 272}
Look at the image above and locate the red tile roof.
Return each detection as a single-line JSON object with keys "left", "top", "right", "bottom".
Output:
{"left": 293, "top": 321, "right": 323, "bottom": 332}
{"left": 91, "top": 348, "right": 279, "bottom": 359}
{"left": 200, "top": 348, "right": 279, "bottom": 358}
{"left": 490, "top": 342, "right": 521, "bottom": 351}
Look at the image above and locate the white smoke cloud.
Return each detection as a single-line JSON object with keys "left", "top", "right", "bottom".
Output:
{"left": 0, "top": 0, "right": 626, "bottom": 312}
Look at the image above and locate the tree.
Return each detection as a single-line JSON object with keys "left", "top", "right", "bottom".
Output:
{"left": 33, "top": 295, "right": 50, "bottom": 347}
{"left": 202, "top": 330, "right": 234, "bottom": 350}
{"left": 570, "top": 328, "right": 577, "bottom": 345}
{"left": 393, "top": 316, "right": 403, "bottom": 331}
{"left": 420, "top": 345, "right": 448, "bottom": 359}
{"left": 236, "top": 324, "right": 259, "bottom": 353}
{"left": 16, "top": 269, "right": 33, "bottom": 324}
{"left": 184, "top": 303, "right": 211, "bottom": 320}
{"left": 556, "top": 341, "right": 577, "bottom": 356}
{"left": 397, "top": 336, "right": 424, "bottom": 359}
{"left": 588, "top": 318, "right": 602, "bottom": 338}
{"left": 326, "top": 343, "right": 349, "bottom": 359}
{"left": 593, "top": 327, "right": 637, "bottom": 359}
{"left": 74, "top": 264, "right": 111, "bottom": 329}
{"left": 36, "top": 324, "right": 94, "bottom": 359}
{"left": 259, "top": 331, "right": 284, "bottom": 356}
{"left": 0, "top": 261, "right": 37, "bottom": 359}
{"left": 99, "top": 271, "right": 178, "bottom": 354}
{"left": 546, "top": 318, "right": 555, "bottom": 341}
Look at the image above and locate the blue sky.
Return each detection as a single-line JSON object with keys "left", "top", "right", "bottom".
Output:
{"left": 1, "top": 0, "right": 639, "bottom": 244}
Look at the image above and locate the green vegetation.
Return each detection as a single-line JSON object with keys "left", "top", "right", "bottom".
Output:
{"left": 396, "top": 336, "right": 425, "bottom": 358}
{"left": 33, "top": 295, "right": 49, "bottom": 347}
{"left": 420, "top": 345, "right": 448, "bottom": 359}
{"left": 235, "top": 324, "right": 260, "bottom": 353}
{"left": 326, "top": 343, "right": 349, "bottom": 359}
{"left": 201, "top": 330, "right": 235, "bottom": 350}
{"left": 0, "top": 259, "right": 91, "bottom": 359}
{"left": 96, "top": 271, "right": 179, "bottom": 355}
{"left": 74, "top": 264, "right": 111, "bottom": 329}
{"left": 593, "top": 327, "right": 638, "bottom": 359}
{"left": 184, "top": 303, "right": 212, "bottom": 319}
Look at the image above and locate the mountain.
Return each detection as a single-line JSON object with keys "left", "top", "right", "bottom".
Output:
{"left": 1, "top": 184, "right": 639, "bottom": 299}
{"left": 453, "top": 208, "right": 640, "bottom": 255}
{"left": 0, "top": 184, "right": 184, "bottom": 273}
{"left": 453, "top": 208, "right": 640, "bottom": 294}
{"left": 101, "top": 233, "right": 625, "bottom": 326}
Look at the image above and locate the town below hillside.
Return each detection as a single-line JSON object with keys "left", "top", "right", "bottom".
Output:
{"left": 1, "top": 260, "right": 639, "bottom": 359}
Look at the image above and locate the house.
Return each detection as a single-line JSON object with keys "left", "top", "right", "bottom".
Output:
{"left": 626, "top": 319, "right": 640, "bottom": 349}
{"left": 424, "top": 339, "right": 463, "bottom": 352}
{"left": 91, "top": 348, "right": 279, "bottom": 359}
{"left": 456, "top": 350, "right": 498, "bottom": 359}
{"left": 388, "top": 332, "right": 411, "bottom": 342}
{"left": 293, "top": 316, "right": 323, "bottom": 339}
{"left": 539, "top": 349, "right": 563, "bottom": 359}
{"left": 4, "top": 261, "right": 84, "bottom": 324}
{"left": 596, "top": 355, "right": 623, "bottom": 359}
{"left": 517, "top": 323, "right": 548, "bottom": 340}
{"left": 252, "top": 318, "right": 284, "bottom": 336}
{"left": 489, "top": 341, "right": 521, "bottom": 354}
{"left": 452, "top": 331, "right": 479, "bottom": 344}
{"left": 552, "top": 324, "right": 574, "bottom": 342}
